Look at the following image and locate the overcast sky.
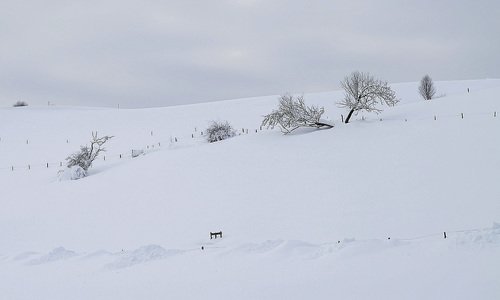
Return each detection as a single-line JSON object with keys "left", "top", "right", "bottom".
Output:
{"left": 1, "top": 0, "right": 499, "bottom": 108}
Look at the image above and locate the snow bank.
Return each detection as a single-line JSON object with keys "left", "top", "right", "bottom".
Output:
{"left": 57, "top": 166, "right": 87, "bottom": 181}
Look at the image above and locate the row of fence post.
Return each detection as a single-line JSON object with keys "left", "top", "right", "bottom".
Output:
{"left": 4, "top": 140, "right": 166, "bottom": 172}
{"left": 1, "top": 111, "right": 498, "bottom": 172}
{"left": 1, "top": 111, "right": 498, "bottom": 145}
{"left": 338, "top": 111, "right": 497, "bottom": 123}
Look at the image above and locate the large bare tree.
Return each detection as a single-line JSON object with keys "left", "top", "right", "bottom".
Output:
{"left": 262, "top": 94, "right": 333, "bottom": 134}
{"left": 338, "top": 71, "right": 398, "bottom": 123}
{"left": 418, "top": 75, "right": 436, "bottom": 100}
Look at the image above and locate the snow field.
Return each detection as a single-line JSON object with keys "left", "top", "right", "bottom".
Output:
{"left": 1, "top": 79, "right": 500, "bottom": 299}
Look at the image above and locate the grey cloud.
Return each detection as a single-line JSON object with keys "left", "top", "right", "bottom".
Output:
{"left": 0, "top": 0, "right": 499, "bottom": 107}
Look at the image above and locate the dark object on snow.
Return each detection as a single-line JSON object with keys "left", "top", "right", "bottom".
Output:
{"left": 13, "top": 101, "right": 28, "bottom": 107}
{"left": 201, "top": 246, "right": 204, "bottom": 250}
{"left": 210, "top": 231, "right": 223, "bottom": 239}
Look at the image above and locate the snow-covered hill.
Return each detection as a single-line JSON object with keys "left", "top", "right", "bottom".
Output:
{"left": 1, "top": 79, "right": 500, "bottom": 299}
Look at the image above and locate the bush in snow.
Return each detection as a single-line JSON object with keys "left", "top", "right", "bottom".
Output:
{"left": 57, "top": 165, "right": 87, "bottom": 181}
{"left": 262, "top": 94, "right": 332, "bottom": 134}
{"left": 419, "top": 75, "right": 437, "bottom": 100}
{"left": 66, "top": 133, "right": 113, "bottom": 171}
{"left": 13, "top": 101, "right": 28, "bottom": 107}
{"left": 131, "top": 149, "right": 145, "bottom": 158}
{"left": 338, "top": 71, "right": 398, "bottom": 123}
{"left": 206, "top": 121, "right": 236, "bottom": 143}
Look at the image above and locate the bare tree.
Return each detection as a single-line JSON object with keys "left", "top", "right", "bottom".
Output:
{"left": 338, "top": 71, "right": 398, "bottom": 123}
{"left": 66, "top": 133, "right": 114, "bottom": 171}
{"left": 419, "top": 75, "right": 436, "bottom": 100}
{"left": 262, "top": 94, "right": 333, "bottom": 134}
{"left": 206, "top": 120, "right": 236, "bottom": 143}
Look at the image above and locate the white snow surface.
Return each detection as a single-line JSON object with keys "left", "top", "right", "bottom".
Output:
{"left": 1, "top": 79, "right": 500, "bottom": 299}
{"left": 57, "top": 166, "right": 87, "bottom": 181}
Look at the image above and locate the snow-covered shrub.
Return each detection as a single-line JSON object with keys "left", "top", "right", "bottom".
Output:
{"left": 262, "top": 94, "right": 331, "bottom": 134}
{"left": 66, "top": 146, "right": 93, "bottom": 171}
{"left": 13, "top": 101, "right": 28, "bottom": 107}
{"left": 57, "top": 165, "right": 87, "bottom": 181}
{"left": 206, "top": 121, "right": 236, "bottom": 143}
{"left": 66, "top": 133, "right": 113, "bottom": 171}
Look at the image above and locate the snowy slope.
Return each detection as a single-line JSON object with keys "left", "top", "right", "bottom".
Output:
{"left": 1, "top": 79, "right": 500, "bottom": 299}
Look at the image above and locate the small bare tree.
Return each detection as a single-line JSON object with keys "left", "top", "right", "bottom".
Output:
{"left": 262, "top": 94, "right": 332, "bottom": 134}
{"left": 206, "top": 121, "right": 236, "bottom": 143}
{"left": 338, "top": 71, "right": 398, "bottom": 123}
{"left": 419, "top": 75, "right": 436, "bottom": 100}
{"left": 66, "top": 133, "right": 114, "bottom": 171}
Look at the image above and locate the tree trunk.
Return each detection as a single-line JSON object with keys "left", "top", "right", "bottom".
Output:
{"left": 345, "top": 108, "right": 355, "bottom": 123}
